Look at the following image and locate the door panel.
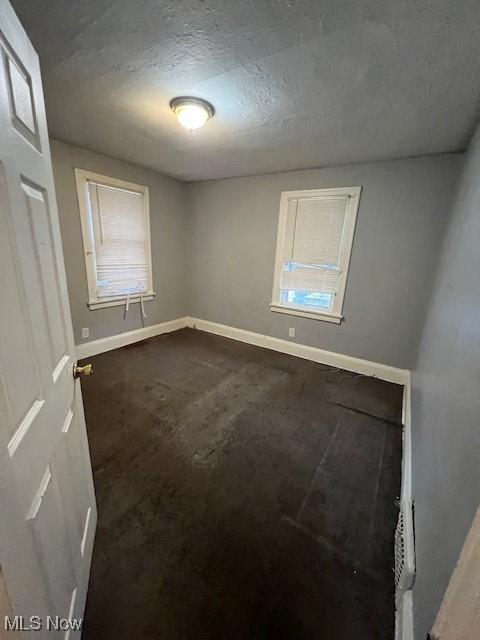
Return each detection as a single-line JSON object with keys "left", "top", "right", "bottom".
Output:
{"left": 0, "top": 166, "right": 43, "bottom": 445}
{"left": 15, "top": 179, "right": 68, "bottom": 376}
{"left": 27, "top": 464, "right": 76, "bottom": 618}
{"left": 0, "top": 0, "right": 97, "bottom": 636}
{"left": 21, "top": 180, "right": 68, "bottom": 365}
{"left": 2, "top": 29, "right": 40, "bottom": 149}
{"left": 7, "top": 55, "right": 35, "bottom": 132}
{"left": 56, "top": 407, "right": 94, "bottom": 578}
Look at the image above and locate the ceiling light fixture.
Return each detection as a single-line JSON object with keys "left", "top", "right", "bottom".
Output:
{"left": 170, "top": 96, "right": 215, "bottom": 130}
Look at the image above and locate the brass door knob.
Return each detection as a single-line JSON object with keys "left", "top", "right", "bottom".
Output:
{"left": 73, "top": 362, "right": 93, "bottom": 379}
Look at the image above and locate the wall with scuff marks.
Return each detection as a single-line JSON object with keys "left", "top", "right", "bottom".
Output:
{"left": 51, "top": 139, "right": 188, "bottom": 344}
{"left": 186, "top": 153, "right": 461, "bottom": 369}
{"left": 411, "top": 126, "right": 480, "bottom": 637}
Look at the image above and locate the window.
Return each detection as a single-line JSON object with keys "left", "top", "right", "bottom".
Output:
{"left": 271, "top": 186, "right": 361, "bottom": 323}
{"left": 75, "top": 169, "right": 154, "bottom": 310}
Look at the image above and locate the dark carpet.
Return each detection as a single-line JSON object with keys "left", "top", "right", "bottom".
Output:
{"left": 80, "top": 328, "right": 402, "bottom": 640}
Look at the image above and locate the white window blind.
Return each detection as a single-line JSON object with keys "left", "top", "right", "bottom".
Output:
{"left": 280, "top": 195, "right": 348, "bottom": 296}
{"left": 75, "top": 169, "right": 154, "bottom": 309}
{"left": 271, "top": 187, "right": 361, "bottom": 323}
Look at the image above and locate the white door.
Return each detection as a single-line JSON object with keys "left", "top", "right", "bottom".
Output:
{"left": 0, "top": 0, "right": 97, "bottom": 637}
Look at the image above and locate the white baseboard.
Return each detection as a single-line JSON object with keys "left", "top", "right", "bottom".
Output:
{"left": 395, "top": 590, "right": 414, "bottom": 640}
{"left": 395, "top": 383, "right": 415, "bottom": 640}
{"left": 401, "top": 382, "right": 412, "bottom": 506}
{"left": 76, "top": 317, "right": 188, "bottom": 359}
{"left": 77, "top": 314, "right": 411, "bottom": 387}
{"left": 76, "top": 316, "right": 410, "bottom": 382}
{"left": 186, "top": 317, "right": 410, "bottom": 385}
{"left": 400, "top": 382, "right": 415, "bottom": 585}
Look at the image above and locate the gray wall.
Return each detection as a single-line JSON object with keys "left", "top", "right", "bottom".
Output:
{"left": 411, "top": 128, "right": 480, "bottom": 636}
{"left": 50, "top": 139, "right": 188, "bottom": 344}
{"left": 187, "top": 154, "right": 461, "bottom": 369}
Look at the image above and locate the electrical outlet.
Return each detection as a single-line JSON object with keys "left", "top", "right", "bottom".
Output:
{"left": 82, "top": 327, "right": 89, "bottom": 339}
{"left": 288, "top": 327, "right": 295, "bottom": 338}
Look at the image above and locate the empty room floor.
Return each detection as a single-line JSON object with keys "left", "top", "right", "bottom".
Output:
{"left": 80, "top": 328, "right": 402, "bottom": 639}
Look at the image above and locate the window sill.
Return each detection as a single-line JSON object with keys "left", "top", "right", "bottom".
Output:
{"left": 88, "top": 293, "right": 155, "bottom": 310}
{"left": 270, "top": 303, "right": 343, "bottom": 324}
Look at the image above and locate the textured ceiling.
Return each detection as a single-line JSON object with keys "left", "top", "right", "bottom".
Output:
{"left": 11, "top": 0, "right": 480, "bottom": 181}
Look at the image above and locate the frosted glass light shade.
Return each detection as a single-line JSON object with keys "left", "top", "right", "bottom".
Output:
{"left": 170, "top": 97, "right": 215, "bottom": 130}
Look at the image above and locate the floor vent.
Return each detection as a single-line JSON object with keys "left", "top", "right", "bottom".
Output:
{"left": 394, "top": 500, "right": 415, "bottom": 605}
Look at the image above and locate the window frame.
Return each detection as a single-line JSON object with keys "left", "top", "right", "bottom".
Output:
{"left": 75, "top": 168, "right": 155, "bottom": 310}
{"left": 270, "top": 186, "right": 361, "bottom": 324}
